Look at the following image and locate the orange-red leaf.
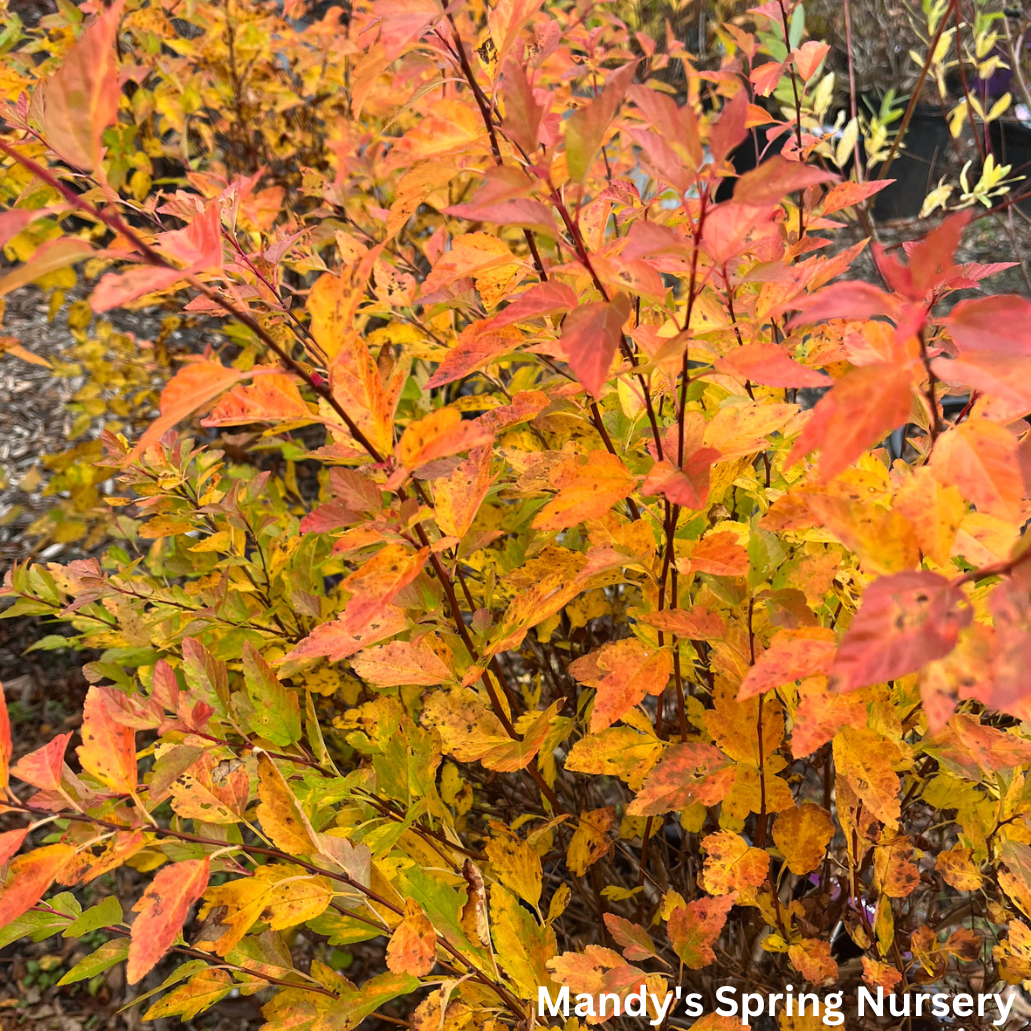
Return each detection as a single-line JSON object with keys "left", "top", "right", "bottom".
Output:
{"left": 0, "top": 843, "right": 75, "bottom": 928}
{"left": 788, "top": 362, "right": 913, "bottom": 482}
{"left": 733, "top": 156, "right": 837, "bottom": 206}
{"left": 626, "top": 742, "right": 734, "bottom": 816}
{"left": 10, "top": 733, "right": 71, "bottom": 792}
{"left": 830, "top": 572, "right": 969, "bottom": 691}
{"left": 559, "top": 295, "right": 631, "bottom": 397}
{"left": 127, "top": 858, "right": 210, "bottom": 984}
{"left": 714, "top": 342, "right": 830, "bottom": 388}
{"left": 738, "top": 627, "right": 837, "bottom": 699}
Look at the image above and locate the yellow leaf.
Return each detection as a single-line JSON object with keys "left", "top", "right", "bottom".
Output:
{"left": 256, "top": 752, "right": 317, "bottom": 856}
{"left": 772, "top": 803, "right": 836, "bottom": 875}
{"left": 486, "top": 832, "right": 542, "bottom": 909}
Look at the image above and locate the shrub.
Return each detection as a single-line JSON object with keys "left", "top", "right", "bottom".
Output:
{"left": 2, "top": 1, "right": 1031, "bottom": 1028}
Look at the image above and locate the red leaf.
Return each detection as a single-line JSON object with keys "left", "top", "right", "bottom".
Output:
{"left": 127, "top": 858, "right": 210, "bottom": 984}
{"left": 733, "top": 156, "right": 837, "bottom": 206}
{"left": 714, "top": 342, "right": 830, "bottom": 388}
{"left": 787, "top": 363, "right": 913, "bottom": 482}
{"left": 560, "top": 295, "right": 631, "bottom": 396}
{"left": 830, "top": 572, "right": 970, "bottom": 691}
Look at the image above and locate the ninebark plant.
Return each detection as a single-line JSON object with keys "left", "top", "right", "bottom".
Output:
{"left": 2, "top": 1, "right": 1031, "bottom": 1028}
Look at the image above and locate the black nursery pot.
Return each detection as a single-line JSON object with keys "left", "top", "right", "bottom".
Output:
{"left": 873, "top": 106, "right": 952, "bottom": 220}
{"left": 988, "top": 118, "right": 1031, "bottom": 212}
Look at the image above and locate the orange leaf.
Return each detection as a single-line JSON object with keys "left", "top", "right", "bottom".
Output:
{"left": 788, "top": 938, "right": 837, "bottom": 985}
{"left": 534, "top": 451, "right": 636, "bottom": 531}
{"left": 126, "top": 858, "right": 210, "bottom": 984}
{"left": 0, "top": 843, "right": 76, "bottom": 928}
{"left": 787, "top": 363, "right": 913, "bottom": 482}
{"left": 78, "top": 687, "right": 137, "bottom": 795}
{"left": 351, "top": 639, "right": 453, "bottom": 687}
{"left": 700, "top": 830, "right": 769, "bottom": 895}
{"left": 10, "top": 733, "right": 72, "bottom": 792}
{"left": 397, "top": 408, "right": 494, "bottom": 469}
{"left": 833, "top": 726, "right": 902, "bottom": 824}
{"left": 820, "top": 179, "right": 896, "bottom": 215}
{"left": 687, "top": 532, "right": 749, "bottom": 577}
{"left": 570, "top": 639, "right": 672, "bottom": 732}
{"left": 127, "top": 360, "right": 250, "bottom": 463}
{"left": 33, "top": 1, "right": 123, "bottom": 172}
{"left": 930, "top": 418, "right": 1024, "bottom": 521}
{"left": 738, "top": 627, "right": 837, "bottom": 699}
{"left": 425, "top": 320, "right": 523, "bottom": 388}
{"left": 668, "top": 894, "right": 735, "bottom": 969}
{"left": 202, "top": 373, "right": 312, "bottom": 426}
{"left": 385, "top": 899, "right": 436, "bottom": 976}
{"left": 792, "top": 40, "right": 830, "bottom": 82}
{"left": 772, "top": 803, "right": 835, "bottom": 874}
{"left": 434, "top": 445, "right": 494, "bottom": 539}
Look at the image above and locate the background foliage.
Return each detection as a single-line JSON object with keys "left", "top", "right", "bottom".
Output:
{"left": 3, "top": 1, "right": 1031, "bottom": 1028}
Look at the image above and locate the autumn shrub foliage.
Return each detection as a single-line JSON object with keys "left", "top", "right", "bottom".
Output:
{"left": 5, "top": 0, "right": 1031, "bottom": 1026}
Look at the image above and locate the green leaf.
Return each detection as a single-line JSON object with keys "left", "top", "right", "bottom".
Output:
{"left": 243, "top": 640, "right": 301, "bottom": 747}
{"left": 58, "top": 938, "right": 129, "bottom": 985}
{"left": 64, "top": 895, "right": 123, "bottom": 937}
